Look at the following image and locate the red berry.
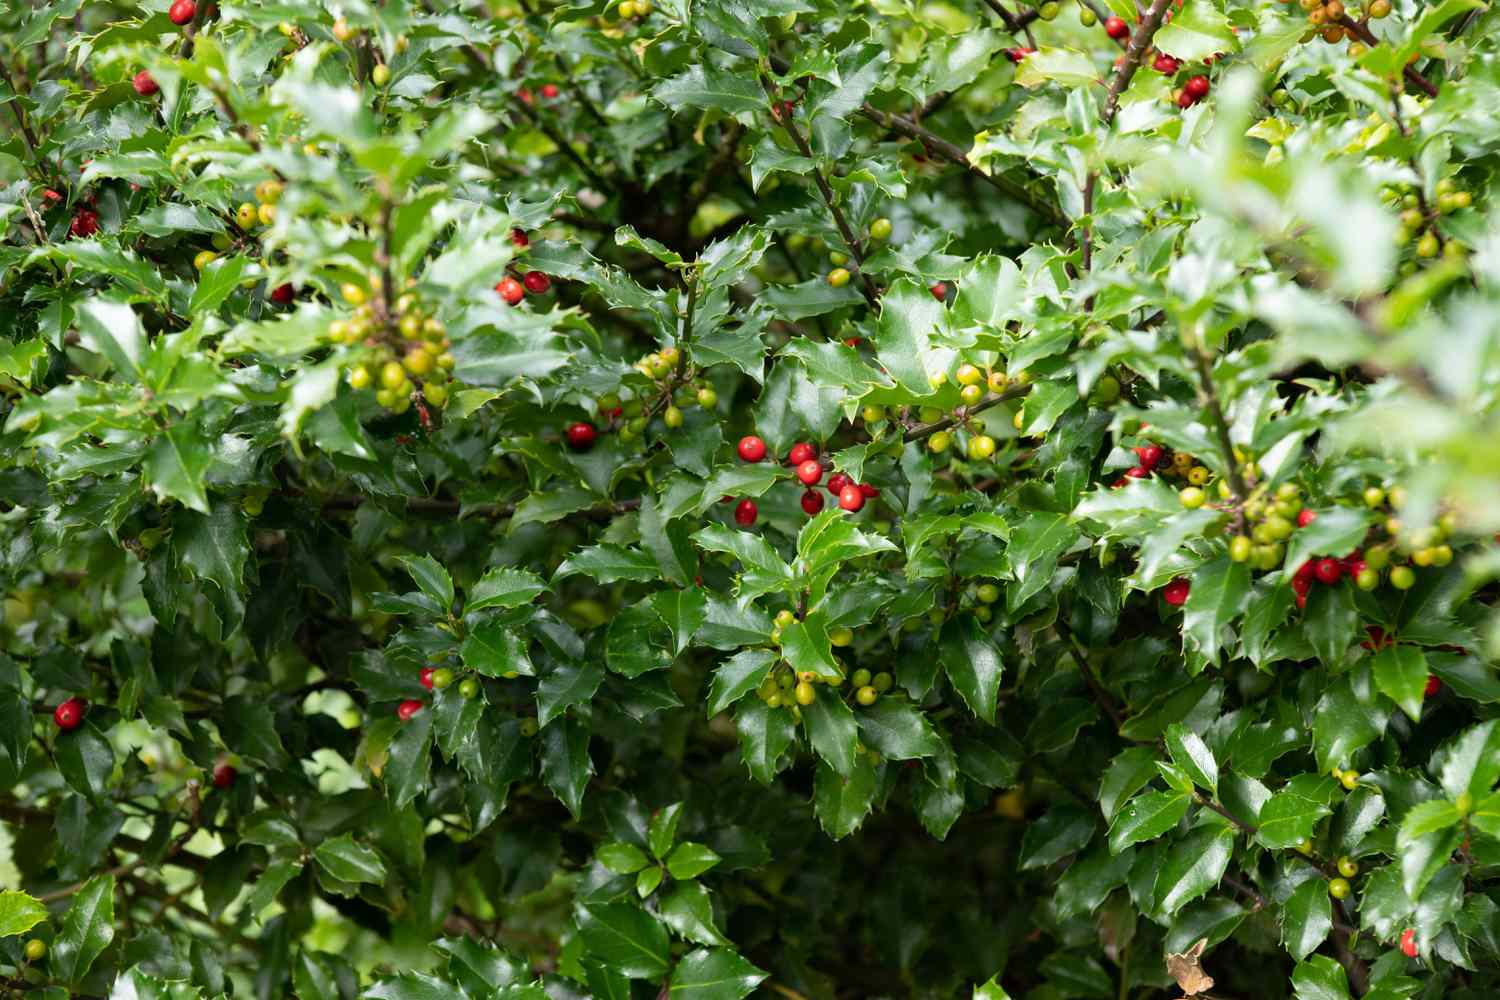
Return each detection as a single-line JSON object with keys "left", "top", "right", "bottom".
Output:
{"left": 133, "top": 70, "right": 159, "bottom": 96}
{"left": 1292, "top": 574, "right": 1313, "bottom": 598}
{"left": 1361, "top": 625, "right": 1387, "bottom": 650}
{"left": 826, "top": 472, "right": 851, "bottom": 497}
{"left": 858, "top": 483, "right": 879, "bottom": 498}
{"left": 541, "top": 83, "right": 560, "bottom": 99}
{"left": 496, "top": 276, "right": 524, "bottom": 305}
{"left": 522, "top": 271, "right": 551, "bottom": 294}
{"left": 1295, "top": 592, "right": 1307, "bottom": 609}
{"left": 1134, "top": 444, "right": 1163, "bottom": 469}
{"left": 737, "top": 435, "right": 767, "bottom": 462}
{"left": 565, "top": 421, "right": 597, "bottom": 452}
{"left": 70, "top": 209, "right": 99, "bottom": 238}
{"left": 1424, "top": 675, "right": 1440, "bottom": 697}
{"left": 929, "top": 281, "right": 947, "bottom": 302}
{"left": 53, "top": 698, "right": 85, "bottom": 731}
{"left": 510, "top": 228, "right": 529, "bottom": 248}
{"left": 169, "top": 0, "right": 197, "bottom": 25}
{"left": 1400, "top": 928, "right": 1418, "bottom": 959}
{"left": 1111, "top": 477, "right": 1128, "bottom": 488}
{"left": 1294, "top": 560, "right": 1316, "bottom": 583}
{"left": 43, "top": 189, "right": 61, "bottom": 202}
{"left": 1005, "top": 47, "right": 1034, "bottom": 63}
{"left": 270, "top": 283, "right": 295, "bottom": 305}
{"left": 1105, "top": 15, "right": 1130, "bottom": 38}
{"left": 1163, "top": 578, "right": 1190, "bottom": 606}
{"left": 397, "top": 699, "right": 424, "bottom": 721}
{"left": 212, "top": 763, "right": 236, "bottom": 789}
{"left": 787, "top": 442, "right": 816, "bottom": 466}
{"left": 1297, "top": 508, "right": 1317, "bottom": 528}
{"left": 1314, "top": 557, "right": 1344, "bottom": 585}
{"left": 419, "top": 667, "right": 436, "bottom": 690}
{"left": 1346, "top": 559, "right": 1367, "bottom": 578}
{"left": 1184, "top": 75, "right": 1210, "bottom": 100}
{"left": 796, "top": 460, "right": 822, "bottom": 486}
{"left": 1177, "top": 91, "right": 1196, "bottom": 109}
{"left": 518, "top": 87, "right": 534, "bottom": 105}
{"left": 1125, "top": 466, "right": 1150, "bottom": 479}
{"left": 800, "top": 488, "right": 825, "bottom": 516}
{"left": 838, "top": 485, "right": 865, "bottom": 512}
{"left": 734, "top": 498, "right": 758, "bottom": 527}
{"left": 1153, "top": 54, "right": 1179, "bottom": 74}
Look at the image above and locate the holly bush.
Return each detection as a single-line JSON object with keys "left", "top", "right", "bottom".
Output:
{"left": 3, "top": 0, "right": 1500, "bottom": 998}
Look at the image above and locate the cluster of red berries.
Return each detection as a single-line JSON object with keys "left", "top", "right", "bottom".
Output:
{"left": 729, "top": 437, "right": 878, "bottom": 527}
{"left": 516, "top": 82, "right": 562, "bottom": 106}
{"left": 493, "top": 228, "right": 552, "bottom": 305}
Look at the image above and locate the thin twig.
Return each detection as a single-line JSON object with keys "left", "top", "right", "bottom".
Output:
{"left": 1188, "top": 345, "right": 1249, "bottom": 504}
{"left": 759, "top": 74, "right": 880, "bottom": 307}
{"left": 902, "top": 384, "right": 1031, "bottom": 444}
{"left": 1336, "top": 15, "right": 1438, "bottom": 97}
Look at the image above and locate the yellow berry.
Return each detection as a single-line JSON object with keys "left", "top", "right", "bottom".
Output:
{"left": 341, "top": 282, "right": 366, "bottom": 305}
{"left": 830, "top": 626, "right": 854, "bottom": 647}
{"left": 956, "top": 363, "right": 983, "bottom": 386}
{"left": 348, "top": 366, "right": 372, "bottom": 390}
{"left": 193, "top": 250, "right": 217, "bottom": 271}
{"left": 371, "top": 64, "right": 391, "bottom": 87}
{"left": 827, "top": 267, "right": 851, "bottom": 287}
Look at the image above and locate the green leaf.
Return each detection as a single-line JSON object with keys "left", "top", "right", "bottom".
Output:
{"left": 188, "top": 255, "right": 247, "bottom": 314}
{"left": 736, "top": 699, "right": 796, "bottom": 785}
{"left": 940, "top": 616, "right": 1003, "bottom": 724}
{"left": 1164, "top": 723, "right": 1218, "bottom": 797}
{"left": 653, "top": 66, "right": 765, "bottom": 114}
{"left": 467, "top": 567, "right": 547, "bottom": 612}
{"left": 56, "top": 723, "right": 114, "bottom": 800}
{"left": 313, "top": 835, "right": 387, "bottom": 885}
{"left": 575, "top": 903, "right": 671, "bottom": 980}
{"left": 779, "top": 616, "right": 840, "bottom": 681}
{"left": 397, "top": 554, "right": 454, "bottom": 613}
{"left": 856, "top": 700, "right": 941, "bottom": 760}
{"left": 973, "top": 975, "right": 1014, "bottom": 1000}
{"left": 540, "top": 717, "right": 594, "bottom": 818}
{"left": 660, "top": 883, "right": 731, "bottom": 948}
{"left": 554, "top": 544, "right": 659, "bottom": 584}
{"left": 1154, "top": 827, "right": 1233, "bottom": 916}
{"left": 385, "top": 700, "right": 433, "bottom": 808}
{"left": 668, "top": 948, "right": 767, "bottom": 1000}
{"left": 705, "top": 650, "right": 777, "bottom": 717}
{"left": 598, "top": 842, "right": 651, "bottom": 875}
{"left": 1291, "top": 955, "right": 1351, "bottom": 1000}
{"left": 145, "top": 423, "right": 213, "bottom": 513}
{"left": 1439, "top": 720, "right": 1500, "bottom": 801}
{"left": 872, "top": 278, "right": 954, "bottom": 395}
{"left": 1372, "top": 645, "right": 1429, "bottom": 722}
{"left": 0, "top": 890, "right": 48, "bottom": 938}
{"left": 1154, "top": 2, "right": 1237, "bottom": 63}
{"left": 1312, "top": 674, "right": 1388, "bottom": 775}
{"left": 1181, "top": 556, "right": 1250, "bottom": 664}
{"left": 51, "top": 875, "right": 115, "bottom": 986}
{"left": 802, "top": 692, "right": 859, "bottom": 777}
{"left": 1255, "top": 792, "right": 1333, "bottom": 850}
{"left": 1014, "top": 47, "right": 1099, "bottom": 89}
{"left": 1107, "top": 790, "right": 1190, "bottom": 854}
{"left": 1281, "top": 877, "right": 1332, "bottom": 961}
{"left": 666, "top": 843, "right": 721, "bottom": 880}
{"left": 814, "top": 754, "right": 880, "bottom": 839}
{"left": 649, "top": 803, "right": 684, "bottom": 860}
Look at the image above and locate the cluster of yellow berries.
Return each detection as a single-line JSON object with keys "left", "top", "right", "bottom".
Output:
{"left": 607, "top": 345, "right": 717, "bottom": 439}
{"left": 336, "top": 278, "right": 456, "bottom": 412}
{"left": 968, "top": 581, "right": 1001, "bottom": 623}
{"left": 757, "top": 616, "right": 892, "bottom": 710}
{"left": 1368, "top": 487, "right": 1457, "bottom": 585}
{"left": 930, "top": 364, "right": 1025, "bottom": 459}
{"left": 1387, "top": 179, "right": 1472, "bottom": 261}
{"left": 825, "top": 217, "right": 892, "bottom": 287}
{"left": 617, "top": 0, "right": 654, "bottom": 17}
{"left": 193, "top": 179, "right": 282, "bottom": 272}
{"left": 1294, "top": 0, "right": 1387, "bottom": 47}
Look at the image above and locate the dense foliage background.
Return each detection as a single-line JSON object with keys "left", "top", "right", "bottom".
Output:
{"left": 3, "top": 0, "right": 1500, "bottom": 998}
